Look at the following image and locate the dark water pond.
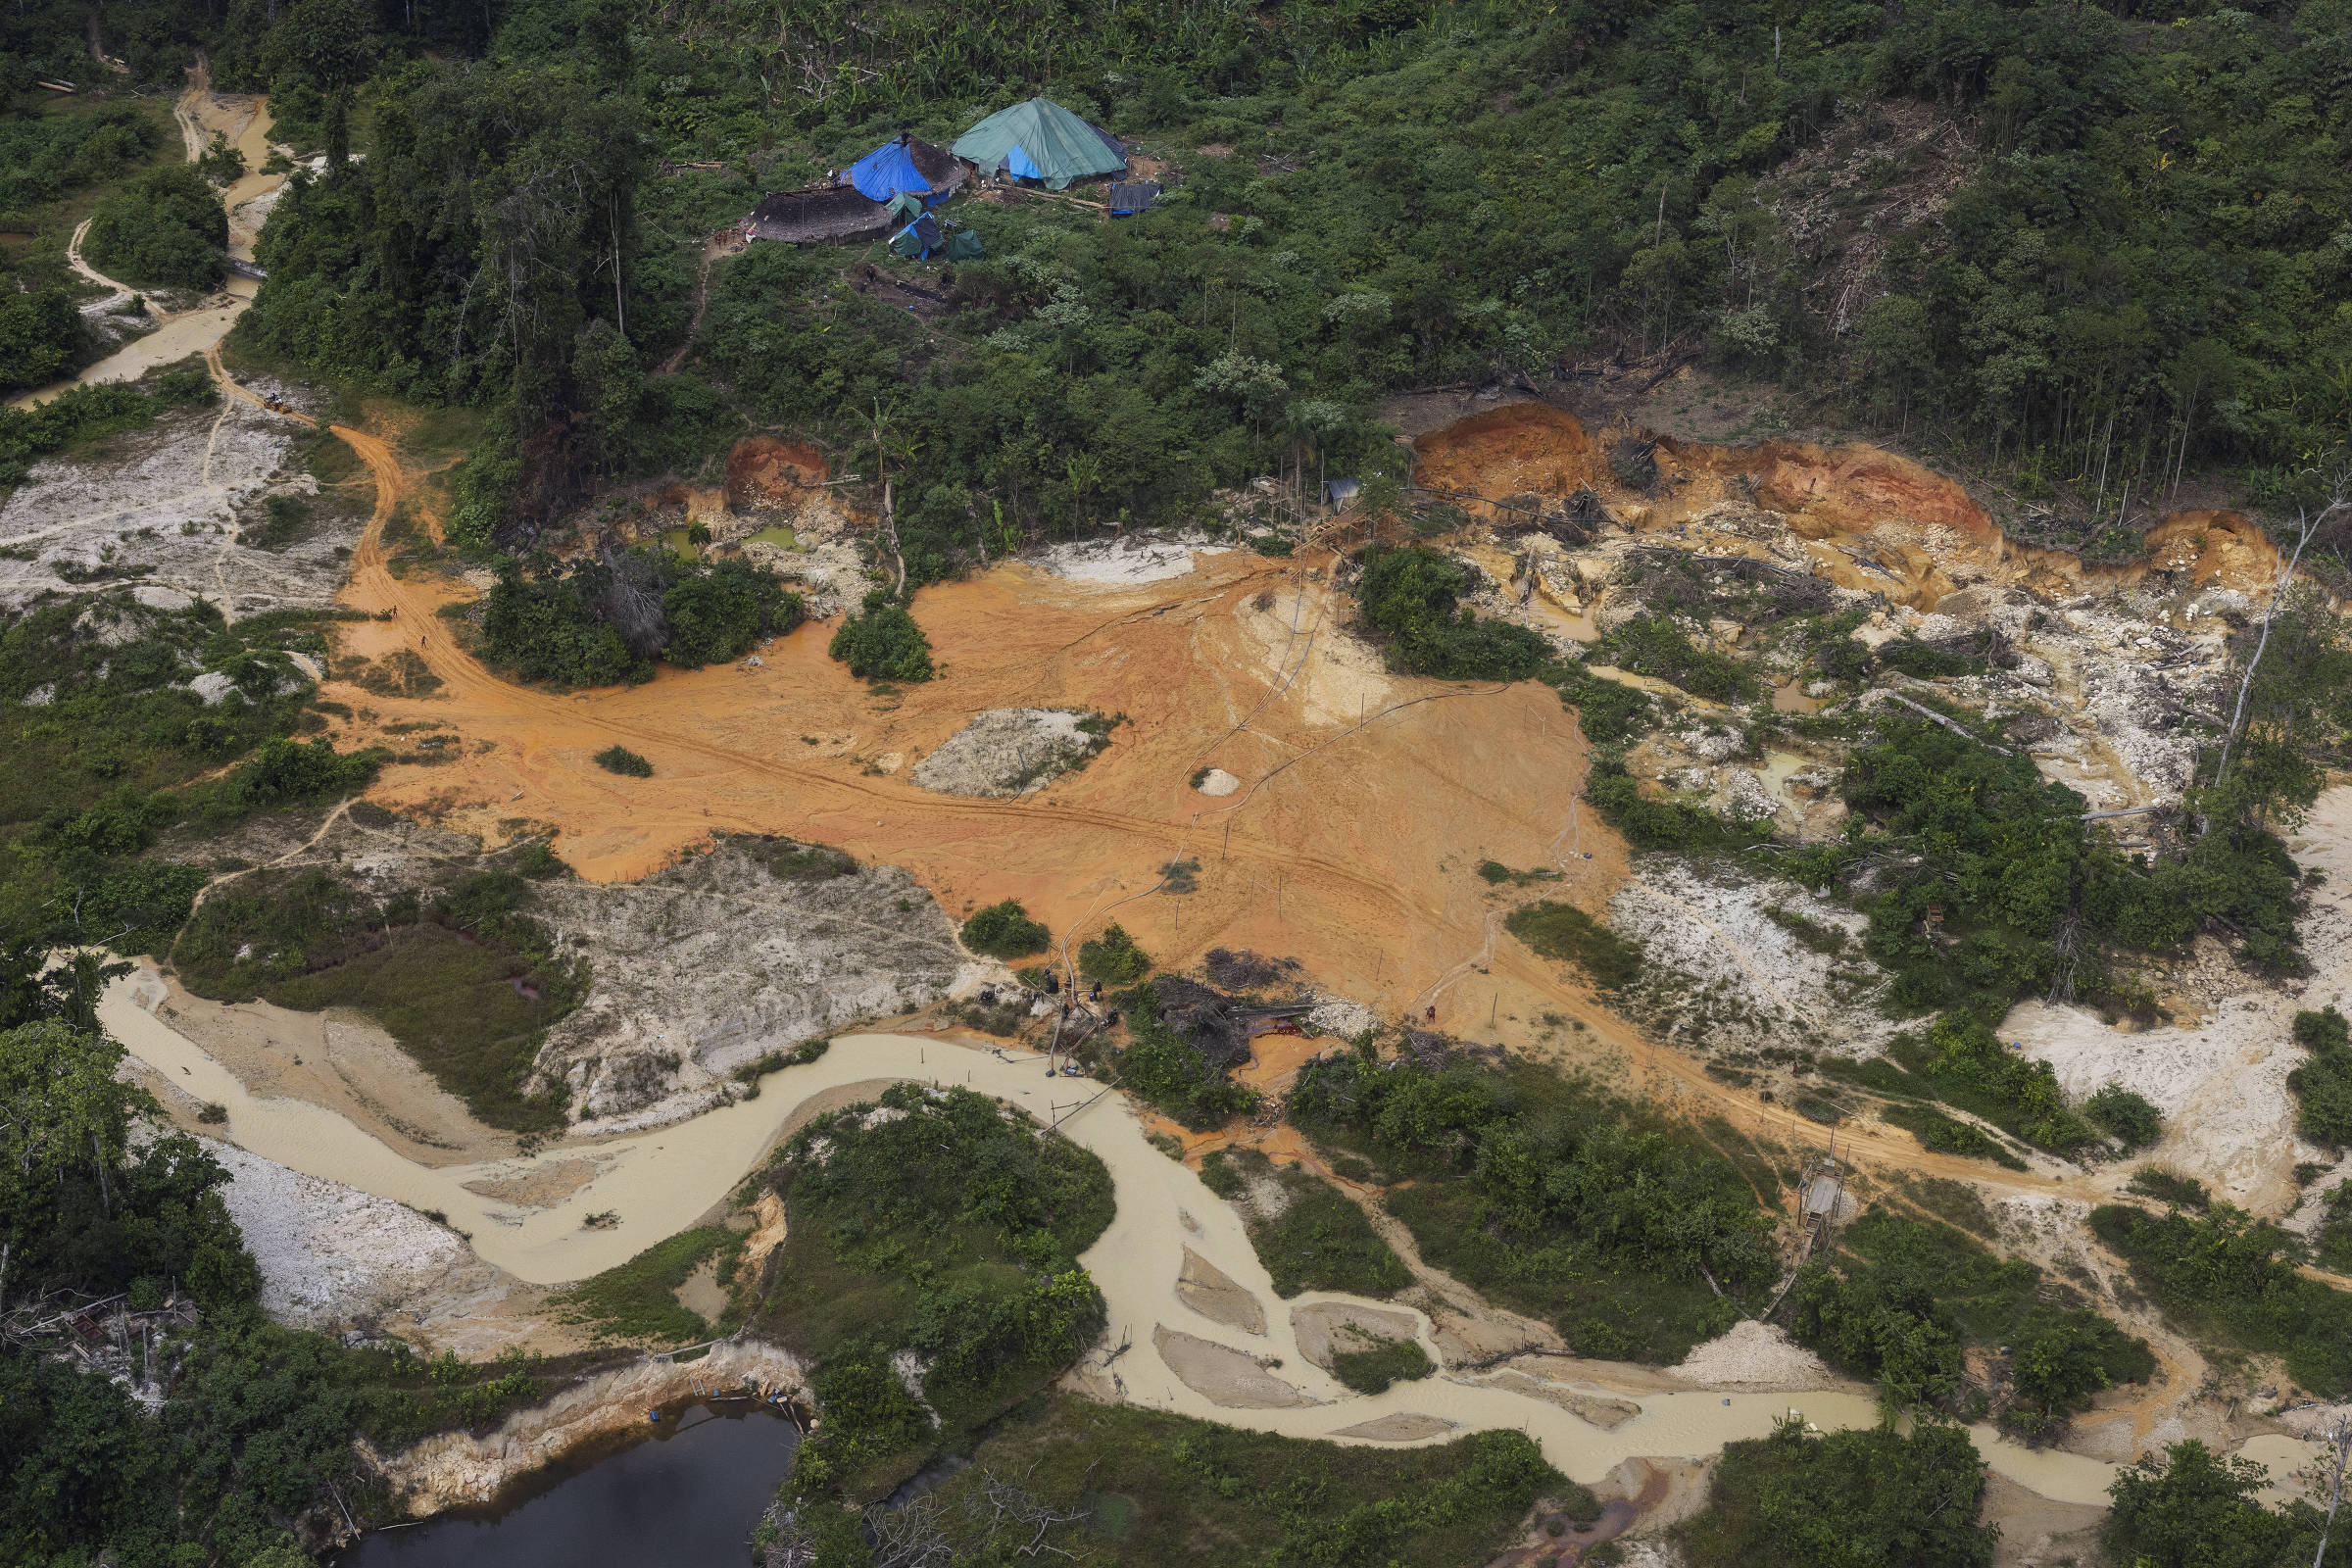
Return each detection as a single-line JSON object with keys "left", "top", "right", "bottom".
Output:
{"left": 341, "top": 1402, "right": 798, "bottom": 1568}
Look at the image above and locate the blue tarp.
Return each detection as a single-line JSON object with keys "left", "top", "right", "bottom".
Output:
{"left": 1005, "top": 144, "right": 1042, "bottom": 180}
{"left": 849, "top": 136, "right": 938, "bottom": 203}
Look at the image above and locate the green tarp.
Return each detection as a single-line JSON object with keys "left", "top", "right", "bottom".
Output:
{"left": 951, "top": 97, "right": 1125, "bottom": 190}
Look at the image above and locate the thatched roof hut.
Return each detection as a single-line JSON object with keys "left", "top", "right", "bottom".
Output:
{"left": 747, "top": 185, "right": 896, "bottom": 245}
{"left": 748, "top": 134, "right": 973, "bottom": 246}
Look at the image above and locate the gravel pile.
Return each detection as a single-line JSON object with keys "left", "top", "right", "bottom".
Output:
{"left": 910, "top": 708, "right": 1102, "bottom": 799}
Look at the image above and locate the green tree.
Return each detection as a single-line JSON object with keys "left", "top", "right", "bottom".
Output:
{"left": 828, "top": 592, "right": 934, "bottom": 682}
{"left": 83, "top": 165, "right": 228, "bottom": 291}
{"left": 2103, "top": 1441, "right": 2342, "bottom": 1568}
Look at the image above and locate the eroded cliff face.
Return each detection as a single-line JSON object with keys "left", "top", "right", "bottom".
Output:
{"left": 371, "top": 1340, "right": 809, "bottom": 1516}
{"left": 1411, "top": 403, "right": 2285, "bottom": 611}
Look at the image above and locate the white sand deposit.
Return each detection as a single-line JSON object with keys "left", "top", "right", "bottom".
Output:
{"left": 209, "top": 1139, "right": 466, "bottom": 1326}
{"left": 1036, "top": 532, "right": 1207, "bottom": 583}
{"left": 2002, "top": 784, "right": 2352, "bottom": 1214}
{"left": 1668, "top": 1320, "right": 1834, "bottom": 1389}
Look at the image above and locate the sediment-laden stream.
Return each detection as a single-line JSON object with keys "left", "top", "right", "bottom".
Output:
{"left": 102, "top": 965, "right": 2290, "bottom": 1503}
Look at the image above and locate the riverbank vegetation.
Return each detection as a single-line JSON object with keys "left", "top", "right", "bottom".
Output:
{"left": 554, "top": 1225, "right": 740, "bottom": 1346}
{"left": 914, "top": 1396, "right": 1557, "bottom": 1568}
{"left": 2089, "top": 1200, "right": 2352, "bottom": 1396}
{"left": 1788, "top": 1212, "right": 2153, "bottom": 1432}
{"left": 172, "top": 865, "right": 583, "bottom": 1131}
{"left": 1210, "top": 1148, "right": 1411, "bottom": 1299}
{"left": 1291, "top": 1047, "right": 1774, "bottom": 1360}
{"left": 1679, "top": 1415, "right": 1998, "bottom": 1568}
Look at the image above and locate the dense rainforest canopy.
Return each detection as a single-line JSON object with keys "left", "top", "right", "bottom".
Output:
{"left": 11, "top": 0, "right": 2342, "bottom": 566}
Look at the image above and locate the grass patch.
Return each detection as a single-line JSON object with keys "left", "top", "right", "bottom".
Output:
{"left": 754, "top": 1085, "right": 1113, "bottom": 1502}
{"left": 2090, "top": 1201, "right": 2352, "bottom": 1396}
{"left": 1892, "top": 1174, "right": 1999, "bottom": 1240}
{"left": 1503, "top": 900, "right": 1643, "bottom": 991}
{"left": 1818, "top": 1055, "right": 1931, "bottom": 1099}
{"left": 1292, "top": 1052, "right": 1771, "bottom": 1362}
{"left": 1763, "top": 904, "right": 1848, "bottom": 955}
{"left": 1223, "top": 1150, "right": 1410, "bottom": 1298}
{"left": 1699, "top": 1115, "right": 1786, "bottom": 1206}
{"left": 916, "top": 1396, "right": 1557, "bottom": 1568}
{"left": 593, "top": 744, "right": 653, "bottom": 776}
{"left": 2126, "top": 1167, "right": 2212, "bottom": 1211}
{"left": 1476, "top": 859, "right": 1560, "bottom": 886}
{"left": 553, "top": 1226, "right": 734, "bottom": 1346}
{"left": 1329, "top": 1328, "right": 1434, "bottom": 1395}
{"left": 1880, "top": 1103, "right": 2029, "bottom": 1171}
{"left": 172, "top": 866, "right": 580, "bottom": 1131}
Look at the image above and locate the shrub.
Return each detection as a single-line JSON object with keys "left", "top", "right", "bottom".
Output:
{"left": 1503, "top": 900, "right": 1642, "bottom": 990}
{"left": 2082, "top": 1084, "right": 2164, "bottom": 1152}
{"left": 2104, "top": 1441, "right": 2338, "bottom": 1567}
{"left": 2126, "top": 1167, "right": 2210, "bottom": 1211}
{"left": 1329, "top": 1330, "right": 1434, "bottom": 1395}
{"left": 828, "top": 591, "right": 934, "bottom": 682}
{"left": 1543, "top": 664, "right": 1656, "bottom": 745}
{"left": 2288, "top": 1004, "right": 2352, "bottom": 1149}
{"left": 962, "top": 899, "right": 1049, "bottom": 958}
{"left": 1077, "top": 922, "right": 1151, "bottom": 985}
{"left": 1113, "top": 993, "right": 1258, "bottom": 1131}
{"left": 594, "top": 745, "right": 653, "bottom": 777}
{"left": 83, "top": 165, "right": 228, "bottom": 291}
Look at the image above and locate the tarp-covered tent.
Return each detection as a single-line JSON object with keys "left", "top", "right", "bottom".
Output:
{"left": 847, "top": 133, "right": 970, "bottom": 205}
{"left": 889, "top": 212, "right": 946, "bottom": 260}
{"left": 951, "top": 97, "right": 1125, "bottom": 190}
{"left": 1106, "top": 179, "right": 1160, "bottom": 217}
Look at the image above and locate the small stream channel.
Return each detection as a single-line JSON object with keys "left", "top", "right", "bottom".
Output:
{"left": 338, "top": 1403, "right": 797, "bottom": 1568}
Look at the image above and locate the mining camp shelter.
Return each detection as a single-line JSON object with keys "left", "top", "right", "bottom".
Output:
{"left": 952, "top": 96, "right": 1127, "bottom": 190}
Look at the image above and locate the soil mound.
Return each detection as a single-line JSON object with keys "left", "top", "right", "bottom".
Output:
{"left": 724, "top": 435, "right": 830, "bottom": 510}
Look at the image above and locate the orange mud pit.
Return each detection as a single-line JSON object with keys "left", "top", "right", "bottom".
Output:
{"left": 1411, "top": 403, "right": 2282, "bottom": 609}
{"left": 324, "top": 425, "right": 1625, "bottom": 1038}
